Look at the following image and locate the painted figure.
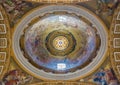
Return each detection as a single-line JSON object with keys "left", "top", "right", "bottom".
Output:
{"left": 93, "top": 68, "right": 119, "bottom": 85}
{"left": 0, "top": 69, "right": 33, "bottom": 85}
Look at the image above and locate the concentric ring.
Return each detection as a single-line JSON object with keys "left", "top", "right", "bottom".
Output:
{"left": 53, "top": 36, "right": 69, "bottom": 50}
{"left": 13, "top": 5, "right": 108, "bottom": 80}
{"left": 45, "top": 29, "right": 76, "bottom": 56}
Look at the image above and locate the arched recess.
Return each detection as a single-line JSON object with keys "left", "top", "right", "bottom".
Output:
{"left": 0, "top": 5, "right": 11, "bottom": 79}
{"left": 110, "top": 4, "right": 120, "bottom": 81}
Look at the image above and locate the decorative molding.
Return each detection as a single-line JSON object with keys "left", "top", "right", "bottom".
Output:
{"left": 0, "top": 38, "right": 7, "bottom": 48}
{"left": 0, "top": 12, "right": 3, "bottom": 20}
{"left": 0, "top": 66, "right": 3, "bottom": 74}
{"left": 0, "top": 24, "right": 6, "bottom": 34}
{"left": 0, "top": 5, "right": 10, "bottom": 80}
{"left": 114, "top": 52, "right": 120, "bottom": 62}
{"left": 117, "top": 65, "right": 120, "bottom": 74}
{"left": 0, "top": 52, "right": 6, "bottom": 62}
{"left": 29, "top": 82, "right": 96, "bottom": 85}
{"left": 110, "top": 4, "right": 120, "bottom": 81}
{"left": 27, "top": 0, "right": 90, "bottom": 3}
{"left": 117, "top": 11, "right": 120, "bottom": 20}
{"left": 114, "top": 24, "right": 120, "bottom": 34}
{"left": 113, "top": 38, "right": 120, "bottom": 48}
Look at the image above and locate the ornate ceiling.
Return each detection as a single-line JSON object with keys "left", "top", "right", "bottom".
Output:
{"left": 13, "top": 5, "right": 108, "bottom": 80}
{"left": 0, "top": 0, "right": 120, "bottom": 85}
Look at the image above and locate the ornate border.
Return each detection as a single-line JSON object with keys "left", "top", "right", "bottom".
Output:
{"left": 13, "top": 5, "right": 108, "bottom": 80}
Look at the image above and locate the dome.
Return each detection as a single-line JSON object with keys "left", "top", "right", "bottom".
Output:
{"left": 24, "top": 14, "right": 96, "bottom": 72}
{"left": 13, "top": 5, "right": 108, "bottom": 80}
